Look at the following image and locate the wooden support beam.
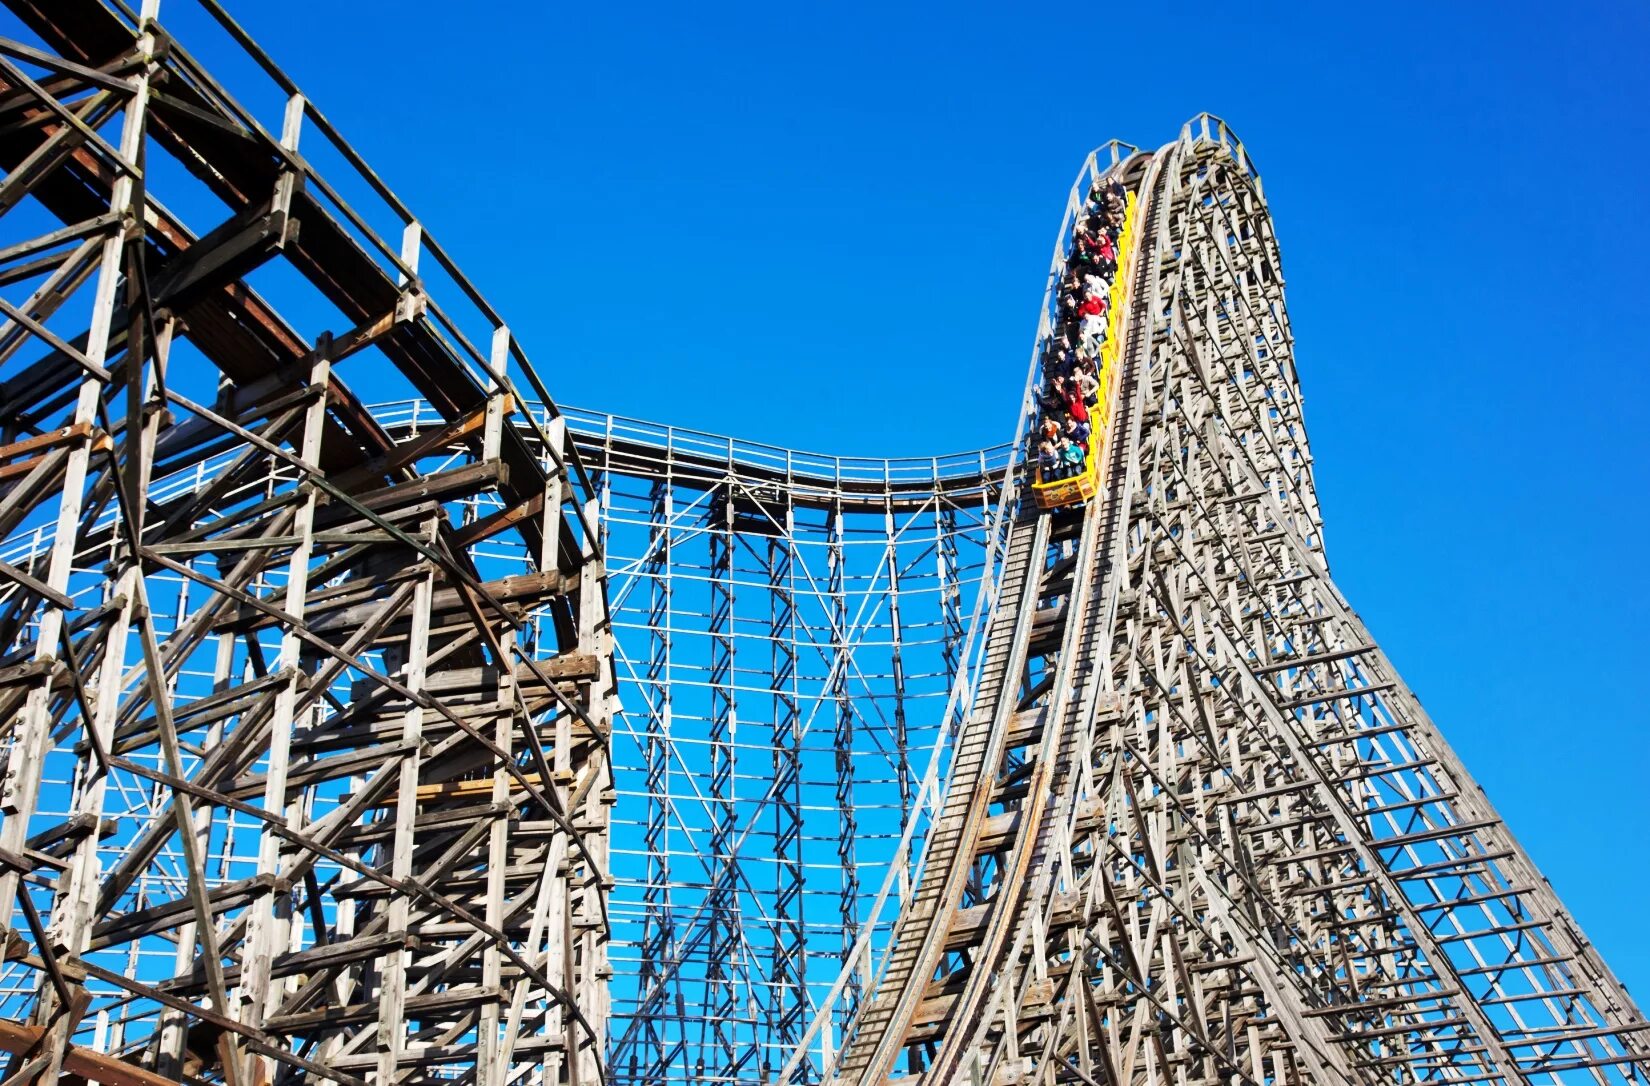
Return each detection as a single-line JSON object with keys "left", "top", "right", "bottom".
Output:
{"left": 0, "top": 1018, "right": 178, "bottom": 1086}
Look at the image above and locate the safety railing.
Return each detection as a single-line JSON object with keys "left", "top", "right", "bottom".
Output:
{"left": 370, "top": 399, "right": 1016, "bottom": 495}
{"left": 76, "top": 0, "right": 604, "bottom": 550}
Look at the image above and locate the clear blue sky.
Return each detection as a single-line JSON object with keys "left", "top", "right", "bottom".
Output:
{"left": 198, "top": 0, "right": 1649, "bottom": 996}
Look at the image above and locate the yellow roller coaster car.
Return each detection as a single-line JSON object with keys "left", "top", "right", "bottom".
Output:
{"left": 1033, "top": 191, "right": 1138, "bottom": 510}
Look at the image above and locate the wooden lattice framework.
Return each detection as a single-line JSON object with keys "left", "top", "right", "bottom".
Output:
{"left": 0, "top": 3, "right": 1641, "bottom": 1085}
{"left": 0, "top": 2, "right": 613, "bottom": 1082}
{"left": 793, "top": 118, "right": 1648, "bottom": 1086}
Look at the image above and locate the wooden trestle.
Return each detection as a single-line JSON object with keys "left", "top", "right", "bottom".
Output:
{"left": 0, "top": 3, "right": 1642, "bottom": 1084}
{"left": 796, "top": 119, "right": 1649, "bottom": 1086}
{"left": 0, "top": 1, "right": 612, "bottom": 1083}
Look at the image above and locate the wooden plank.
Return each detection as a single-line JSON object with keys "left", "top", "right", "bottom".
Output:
{"left": 0, "top": 1018, "right": 178, "bottom": 1086}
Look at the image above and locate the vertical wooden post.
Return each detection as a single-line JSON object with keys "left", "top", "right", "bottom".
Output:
{"left": 239, "top": 337, "right": 331, "bottom": 1070}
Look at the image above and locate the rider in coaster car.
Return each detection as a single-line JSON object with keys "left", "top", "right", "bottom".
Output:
{"left": 1065, "top": 414, "right": 1092, "bottom": 449}
{"left": 1037, "top": 435, "right": 1059, "bottom": 478}
{"left": 1060, "top": 435, "right": 1086, "bottom": 477}
{"left": 1071, "top": 366, "right": 1100, "bottom": 408}
{"left": 1060, "top": 375, "right": 1090, "bottom": 427}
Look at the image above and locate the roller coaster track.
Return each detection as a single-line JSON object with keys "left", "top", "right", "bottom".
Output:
{"left": 907, "top": 150, "right": 1166, "bottom": 1086}
{"left": 0, "top": 1, "right": 1643, "bottom": 1083}
{"left": 791, "top": 121, "right": 1649, "bottom": 1086}
{"left": 815, "top": 143, "right": 1165, "bottom": 1086}
{"left": 0, "top": 3, "right": 614, "bottom": 1083}
{"left": 830, "top": 503, "right": 1050, "bottom": 1080}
